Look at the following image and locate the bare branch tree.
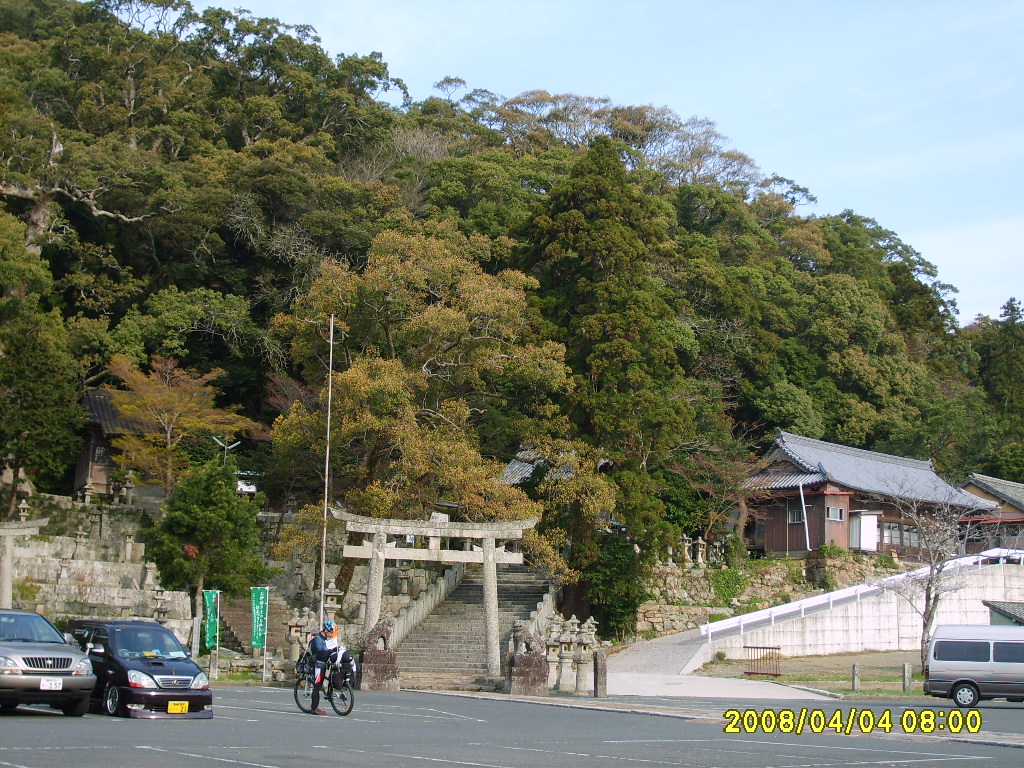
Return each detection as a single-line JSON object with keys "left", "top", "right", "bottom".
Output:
{"left": 870, "top": 488, "right": 985, "bottom": 668}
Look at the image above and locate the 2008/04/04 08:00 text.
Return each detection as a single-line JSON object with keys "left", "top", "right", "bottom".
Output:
{"left": 723, "top": 708, "right": 982, "bottom": 735}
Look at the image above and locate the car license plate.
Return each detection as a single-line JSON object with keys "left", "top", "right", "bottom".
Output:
{"left": 167, "top": 701, "right": 189, "bottom": 714}
{"left": 39, "top": 677, "right": 63, "bottom": 690}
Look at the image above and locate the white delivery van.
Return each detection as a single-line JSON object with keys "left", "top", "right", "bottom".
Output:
{"left": 924, "top": 624, "right": 1024, "bottom": 707}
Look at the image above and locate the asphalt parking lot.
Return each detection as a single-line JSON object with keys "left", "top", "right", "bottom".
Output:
{"left": 2, "top": 686, "right": 1024, "bottom": 768}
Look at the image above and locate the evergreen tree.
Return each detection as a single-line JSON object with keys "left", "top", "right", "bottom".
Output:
{"left": 145, "top": 459, "right": 273, "bottom": 628}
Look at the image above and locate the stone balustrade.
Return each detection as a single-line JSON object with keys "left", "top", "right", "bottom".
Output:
{"left": 391, "top": 563, "right": 466, "bottom": 648}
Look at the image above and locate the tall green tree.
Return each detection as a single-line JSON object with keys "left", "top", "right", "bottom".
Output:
{"left": 518, "top": 136, "right": 701, "bottom": 620}
{"left": 145, "top": 458, "right": 272, "bottom": 628}
{"left": 968, "top": 298, "right": 1024, "bottom": 440}
{"left": 0, "top": 212, "right": 81, "bottom": 516}
{"left": 0, "top": 308, "right": 83, "bottom": 517}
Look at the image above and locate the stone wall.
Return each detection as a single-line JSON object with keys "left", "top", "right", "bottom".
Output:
{"left": 636, "top": 553, "right": 910, "bottom": 638}
{"left": 12, "top": 497, "right": 193, "bottom": 643}
{"left": 635, "top": 604, "right": 732, "bottom": 635}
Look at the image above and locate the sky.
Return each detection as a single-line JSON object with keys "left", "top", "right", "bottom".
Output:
{"left": 191, "top": 0, "right": 1023, "bottom": 323}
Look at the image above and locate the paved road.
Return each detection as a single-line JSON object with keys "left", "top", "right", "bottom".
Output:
{"left": 2, "top": 686, "right": 1023, "bottom": 768}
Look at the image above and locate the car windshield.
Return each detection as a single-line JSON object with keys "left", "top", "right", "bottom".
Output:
{"left": 0, "top": 612, "right": 65, "bottom": 643}
{"left": 112, "top": 627, "right": 188, "bottom": 659}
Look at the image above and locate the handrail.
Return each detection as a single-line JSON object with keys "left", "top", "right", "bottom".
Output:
{"left": 701, "top": 550, "right": 1021, "bottom": 642}
{"left": 392, "top": 563, "right": 466, "bottom": 647}
{"left": 507, "top": 582, "right": 562, "bottom": 656}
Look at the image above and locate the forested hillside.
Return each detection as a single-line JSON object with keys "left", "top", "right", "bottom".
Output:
{"left": 2, "top": 0, "right": 1021, "bottom": 633}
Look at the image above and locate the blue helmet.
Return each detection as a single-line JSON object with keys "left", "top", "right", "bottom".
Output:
{"left": 322, "top": 620, "right": 336, "bottom": 633}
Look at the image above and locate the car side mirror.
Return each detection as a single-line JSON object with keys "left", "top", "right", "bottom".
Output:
{"left": 88, "top": 642, "right": 106, "bottom": 656}
{"left": 183, "top": 645, "right": 192, "bottom": 658}
{"left": 64, "top": 632, "right": 76, "bottom": 645}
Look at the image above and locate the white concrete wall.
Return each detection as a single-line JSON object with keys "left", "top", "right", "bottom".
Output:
{"left": 682, "top": 564, "right": 1024, "bottom": 672}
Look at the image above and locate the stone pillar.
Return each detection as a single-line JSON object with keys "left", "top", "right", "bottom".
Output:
{"left": 323, "top": 580, "right": 342, "bottom": 625}
{"left": 89, "top": 506, "right": 104, "bottom": 539}
{"left": 506, "top": 621, "right": 548, "bottom": 696}
{"left": 574, "top": 617, "right": 597, "bottom": 695}
{"left": 695, "top": 536, "right": 706, "bottom": 565}
{"left": 556, "top": 616, "right": 578, "bottom": 693}
{"left": 593, "top": 648, "right": 608, "bottom": 698}
{"left": 123, "top": 532, "right": 135, "bottom": 563}
{"left": 545, "top": 622, "right": 561, "bottom": 687}
{"left": 0, "top": 518, "right": 48, "bottom": 610}
{"left": 363, "top": 531, "right": 387, "bottom": 634}
{"left": 681, "top": 535, "right": 692, "bottom": 565}
{"left": 360, "top": 616, "right": 400, "bottom": 692}
{"left": 0, "top": 533, "right": 12, "bottom": 610}
{"left": 397, "top": 566, "right": 411, "bottom": 606}
{"left": 482, "top": 536, "right": 500, "bottom": 677}
{"left": 287, "top": 608, "right": 304, "bottom": 662}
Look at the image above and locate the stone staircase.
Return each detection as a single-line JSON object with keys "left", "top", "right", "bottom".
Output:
{"left": 396, "top": 564, "right": 551, "bottom": 690}
{"left": 219, "top": 592, "right": 293, "bottom": 656}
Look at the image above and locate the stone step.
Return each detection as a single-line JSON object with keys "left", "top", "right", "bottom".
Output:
{"left": 395, "top": 564, "right": 553, "bottom": 689}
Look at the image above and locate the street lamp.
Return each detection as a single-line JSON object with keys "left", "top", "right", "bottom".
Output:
{"left": 212, "top": 435, "right": 241, "bottom": 465}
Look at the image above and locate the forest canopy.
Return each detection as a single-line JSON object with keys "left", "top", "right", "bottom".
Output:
{"left": 2, "top": 0, "right": 1021, "bottom": 630}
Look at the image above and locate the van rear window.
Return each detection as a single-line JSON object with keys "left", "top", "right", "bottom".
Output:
{"left": 934, "top": 640, "right": 990, "bottom": 662}
{"left": 993, "top": 642, "right": 1024, "bottom": 663}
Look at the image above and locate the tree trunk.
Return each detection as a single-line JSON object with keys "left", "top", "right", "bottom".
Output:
{"left": 193, "top": 572, "right": 205, "bottom": 654}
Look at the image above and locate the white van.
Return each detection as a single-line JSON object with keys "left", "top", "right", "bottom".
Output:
{"left": 924, "top": 624, "right": 1024, "bottom": 707}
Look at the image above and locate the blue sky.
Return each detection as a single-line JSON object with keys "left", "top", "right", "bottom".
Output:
{"left": 192, "top": 0, "right": 1022, "bottom": 323}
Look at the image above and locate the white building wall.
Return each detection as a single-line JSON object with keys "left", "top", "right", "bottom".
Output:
{"left": 682, "top": 564, "right": 1024, "bottom": 672}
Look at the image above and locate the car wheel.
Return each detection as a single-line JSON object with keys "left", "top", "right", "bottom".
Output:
{"left": 62, "top": 698, "right": 89, "bottom": 717}
{"left": 104, "top": 685, "right": 123, "bottom": 716}
{"left": 951, "top": 682, "right": 980, "bottom": 708}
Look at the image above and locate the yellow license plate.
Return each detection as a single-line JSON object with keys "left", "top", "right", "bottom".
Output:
{"left": 167, "top": 701, "right": 189, "bottom": 714}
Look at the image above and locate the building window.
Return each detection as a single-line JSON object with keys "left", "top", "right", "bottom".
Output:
{"left": 903, "top": 524, "right": 920, "bottom": 548}
{"left": 787, "top": 499, "right": 804, "bottom": 524}
{"left": 826, "top": 506, "right": 845, "bottom": 522}
{"left": 882, "top": 521, "right": 901, "bottom": 545}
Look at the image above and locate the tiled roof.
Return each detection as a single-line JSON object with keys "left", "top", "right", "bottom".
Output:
{"left": 500, "top": 449, "right": 584, "bottom": 486}
{"left": 746, "top": 430, "right": 996, "bottom": 510}
{"left": 501, "top": 453, "right": 542, "bottom": 485}
{"left": 983, "top": 600, "right": 1024, "bottom": 625}
{"left": 965, "top": 473, "right": 1024, "bottom": 511}
{"left": 743, "top": 470, "right": 824, "bottom": 490}
{"left": 83, "top": 390, "right": 144, "bottom": 436}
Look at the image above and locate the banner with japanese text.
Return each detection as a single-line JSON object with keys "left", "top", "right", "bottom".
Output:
{"left": 202, "top": 590, "right": 219, "bottom": 651}
{"left": 250, "top": 586, "right": 269, "bottom": 650}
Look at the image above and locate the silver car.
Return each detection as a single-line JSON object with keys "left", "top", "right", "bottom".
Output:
{"left": 0, "top": 609, "right": 96, "bottom": 716}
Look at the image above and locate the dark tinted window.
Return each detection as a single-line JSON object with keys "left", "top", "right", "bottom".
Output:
{"left": 934, "top": 640, "right": 990, "bottom": 662}
{"left": 993, "top": 642, "right": 1024, "bottom": 663}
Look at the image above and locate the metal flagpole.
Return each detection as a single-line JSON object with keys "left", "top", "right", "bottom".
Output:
{"left": 319, "top": 315, "right": 335, "bottom": 629}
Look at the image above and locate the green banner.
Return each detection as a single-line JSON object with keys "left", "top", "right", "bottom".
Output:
{"left": 250, "top": 586, "right": 269, "bottom": 650}
{"left": 202, "top": 590, "right": 218, "bottom": 652}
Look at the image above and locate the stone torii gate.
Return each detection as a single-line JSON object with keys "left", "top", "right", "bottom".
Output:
{"left": 336, "top": 509, "right": 537, "bottom": 677}
{"left": 0, "top": 515, "right": 49, "bottom": 609}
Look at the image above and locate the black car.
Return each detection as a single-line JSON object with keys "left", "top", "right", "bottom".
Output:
{"left": 68, "top": 619, "right": 212, "bottom": 719}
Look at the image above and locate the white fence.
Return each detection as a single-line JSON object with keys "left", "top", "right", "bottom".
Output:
{"left": 701, "top": 549, "right": 1024, "bottom": 642}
